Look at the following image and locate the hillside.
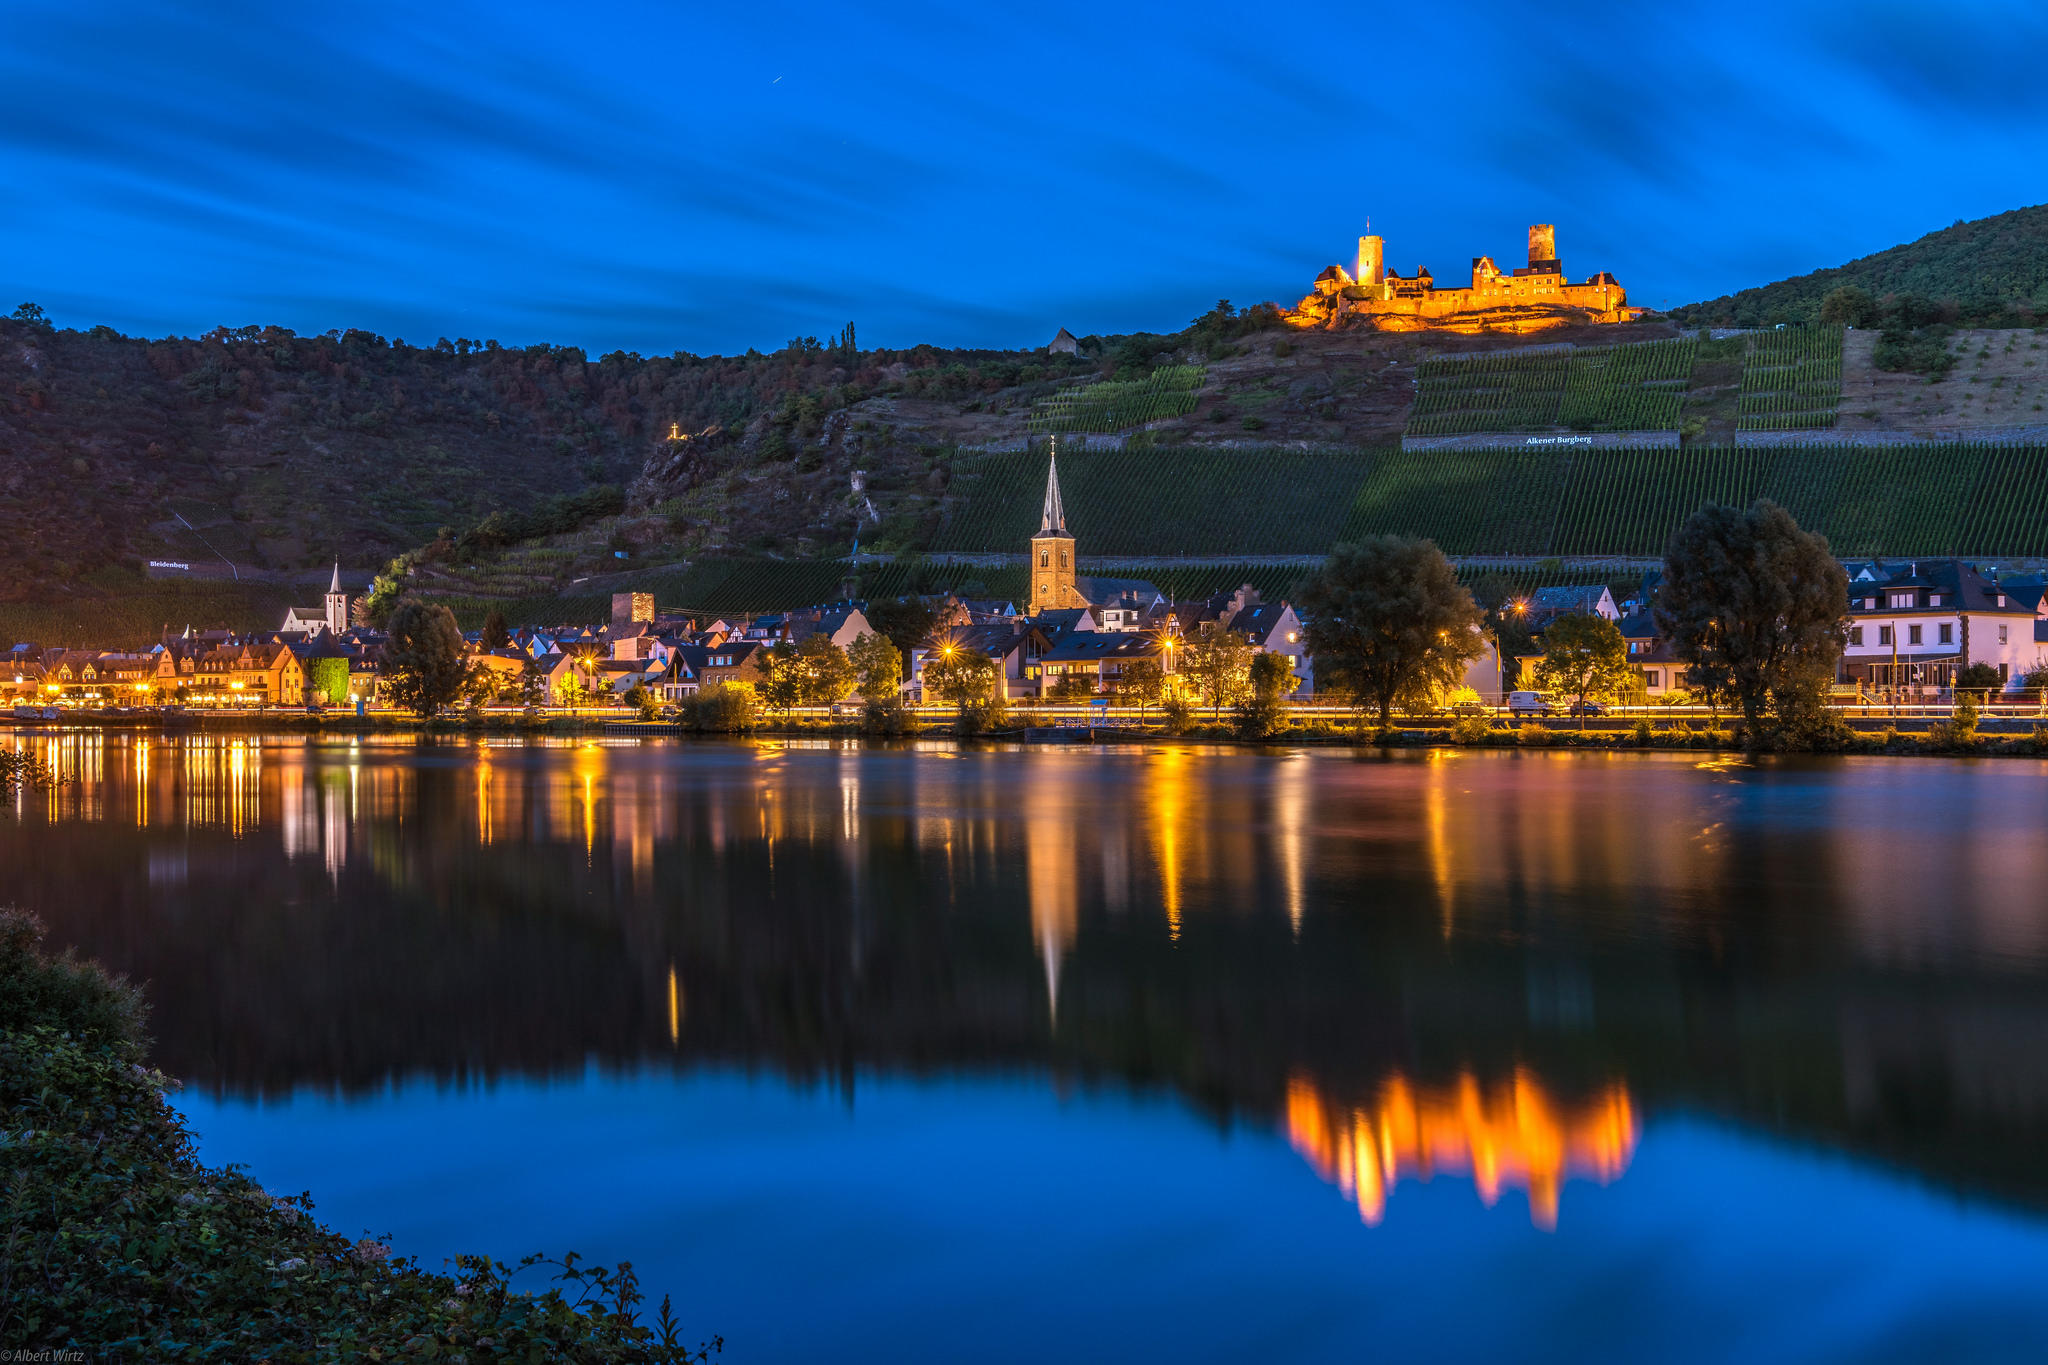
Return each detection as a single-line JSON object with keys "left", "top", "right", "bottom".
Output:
{"left": 15, "top": 202, "right": 2048, "bottom": 642}
{"left": 0, "top": 310, "right": 1102, "bottom": 601}
{"left": 1670, "top": 203, "right": 2048, "bottom": 327}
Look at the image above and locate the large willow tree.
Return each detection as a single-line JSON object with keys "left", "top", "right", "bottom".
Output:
{"left": 1300, "top": 536, "right": 1484, "bottom": 727}
{"left": 1655, "top": 498, "right": 1847, "bottom": 730}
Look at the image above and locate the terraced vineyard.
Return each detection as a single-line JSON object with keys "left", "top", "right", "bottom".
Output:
{"left": 1029, "top": 366, "right": 1204, "bottom": 434}
{"left": 1408, "top": 347, "right": 1573, "bottom": 434}
{"left": 1408, "top": 338, "right": 1696, "bottom": 435}
{"left": 1557, "top": 338, "right": 1697, "bottom": 430}
{"left": 937, "top": 442, "right": 2048, "bottom": 560}
{"left": 932, "top": 445, "right": 1379, "bottom": 555}
{"left": 0, "top": 581, "right": 300, "bottom": 649}
{"left": 1737, "top": 326, "right": 1843, "bottom": 431}
{"left": 30, "top": 440, "right": 2048, "bottom": 640}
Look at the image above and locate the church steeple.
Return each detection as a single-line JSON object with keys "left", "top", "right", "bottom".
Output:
{"left": 1041, "top": 442, "right": 1067, "bottom": 533}
{"left": 324, "top": 563, "right": 350, "bottom": 634}
{"left": 1029, "top": 442, "right": 1079, "bottom": 614}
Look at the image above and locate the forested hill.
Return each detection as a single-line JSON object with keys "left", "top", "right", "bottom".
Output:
{"left": 0, "top": 310, "right": 1097, "bottom": 602}
{"left": 1671, "top": 203, "right": 2048, "bottom": 328}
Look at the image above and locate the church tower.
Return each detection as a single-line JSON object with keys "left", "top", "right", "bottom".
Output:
{"left": 324, "top": 563, "right": 350, "bottom": 634}
{"left": 1029, "top": 446, "right": 1081, "bottom": 614}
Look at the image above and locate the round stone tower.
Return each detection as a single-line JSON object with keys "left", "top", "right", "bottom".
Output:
{"left": 1357, "top": 234, "right": 1386, "bottom": 287}
{"left": 1527, "top": 224, "right": 1557, "bottom": 267}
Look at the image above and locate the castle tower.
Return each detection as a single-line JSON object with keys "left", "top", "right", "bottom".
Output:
{"left": 1030, "top": 446, "right": 1080, "bottom": 614}
{"left": 1357, "top": 234, "right": 1385, "bottom": 287}
{"left": 324, "top": 563, "right": 349, "bottom": 634}
{"left": 1527, "top": 224, "right": 1557, "bottom": 268}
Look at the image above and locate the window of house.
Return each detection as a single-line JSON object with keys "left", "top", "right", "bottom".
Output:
{"left": 1889, "top": 593, "right": 1914, "bottom": 608}
{"left": 1878, "top": 625, "right": 1893, "bottom": 645}
{"left": 1908, "top": 625, "right": 1922, "bottom": 645}
{"left": 1930, "top": 594, "right": 1942, "bottom": 607}
{"left": 1939, "top": 624, "right": 1953, "bottom": 644}
{"left": 1864, "top": 598, "right": 1876, "bottom": 610}
{"left": 2001, "top": 624, "right": 2010, "bottom": 644}
{"left": 1849, "top": 626, "right": 1864, "bottom": 647}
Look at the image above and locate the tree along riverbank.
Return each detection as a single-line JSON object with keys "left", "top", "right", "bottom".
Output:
{"left": 0, "top": 909, "right": 718, "bottom": 1362}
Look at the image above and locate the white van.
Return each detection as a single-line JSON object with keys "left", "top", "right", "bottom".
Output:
{"left": 1506, "top": 691, "right": 1555, "bottom": 717}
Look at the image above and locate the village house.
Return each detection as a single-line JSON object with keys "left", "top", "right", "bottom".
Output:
{"left": 1840, "top": 560, "right": 2047, "bottom": 694}
{"left": 1527, "top": 584, "right": 1620, "bottom": 624}
{"left": 1618, "top": 614, "right": 1684, "bottom": 696}
{"left": 652, "top": 644, "right": 711, "bottom": 702}
{"left": 698, "top": 640, "right": 769, "bottom": 691}
{"left": 910, "top": 623, "right": 1054, "bottom": 701}
{"left": 1033, "top": 630, "right": 1164, "bottom": 696}
{"left": 193, "top": 640, "right": 304, "bottom": 706}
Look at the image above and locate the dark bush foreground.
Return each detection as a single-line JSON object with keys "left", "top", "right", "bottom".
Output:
{"left": 0, "top": 909, "right": 718, "bottom": 1363}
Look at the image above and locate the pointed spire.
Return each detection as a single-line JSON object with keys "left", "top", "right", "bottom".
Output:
{"left": 1040, "top": 439, "right": 1066, "bottom": 534}
{"left": 328, "top": 561, "right": 342, "bottom": 594}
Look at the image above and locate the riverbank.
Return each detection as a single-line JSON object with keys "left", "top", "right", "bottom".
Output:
{"left": 0, "top": 909, "right": 717, "bottom": 1362}
{"left": 13, "top": 707, "right": 2048, "bottom": 756}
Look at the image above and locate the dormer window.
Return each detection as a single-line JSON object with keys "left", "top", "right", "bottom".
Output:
{"left": 1888, "top": 592, "right": 1914, "bottom": 609}
{"left": 1998, "top": 595, "right": 2008, "bottom": 608}
{"left": 1863, "top": 597, "right": 1875, "bottom": 610}
{"left": 1929, "top": 594, "right": 1942, "bottom": 607}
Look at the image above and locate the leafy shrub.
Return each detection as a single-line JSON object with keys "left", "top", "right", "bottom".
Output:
{"left": 861, "top": 697, "right": 918, "bottom": 735}
{"left": 1516, "top": 723, "right": 1553, "bottom": 746}
{"left": 953, "top": 694, "right": 1009, "bottom": 736}
{"left": 1234, "top": 694, "right": 1288, "bottom": 738}
{"left": 681, "top": 682, "right": 759, "bottom": 733}
{"left": 1449, "top": 716, "right": 1497, "bottom": 745}
{"left": 1873, "top": 329, "right": 1958, "bottom": 379}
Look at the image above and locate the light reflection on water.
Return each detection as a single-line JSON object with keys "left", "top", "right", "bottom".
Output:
{"left": 12, "top": 731, "right": 2048, "bottom": 1360}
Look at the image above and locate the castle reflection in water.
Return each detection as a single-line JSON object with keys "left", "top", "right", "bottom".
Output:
{"left": 12, "top": 728, "right": 2048, "bottom": 1223}
{"left": 1286, "top": 1073, "right": 1637, "bottom": 1229}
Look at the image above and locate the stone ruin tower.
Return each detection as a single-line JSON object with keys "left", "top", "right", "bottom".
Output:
{"left": 1356, "top": 234, "right": 1386, "bottom": 287}
{"left": 1528, "top": 224, "right": 1558, "bottom": 269}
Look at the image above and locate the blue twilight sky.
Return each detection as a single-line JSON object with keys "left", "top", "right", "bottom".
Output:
{"left": 3, "top": 0, "right": 2044, "bottom": 356}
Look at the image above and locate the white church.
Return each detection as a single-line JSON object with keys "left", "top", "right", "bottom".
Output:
{"left": 279, "top": 564, "right": 352, "bottom": 636}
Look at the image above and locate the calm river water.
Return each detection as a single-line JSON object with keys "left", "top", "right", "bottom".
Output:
{"left": 12, "top": 732, "right": 2048, "bottom": 1361}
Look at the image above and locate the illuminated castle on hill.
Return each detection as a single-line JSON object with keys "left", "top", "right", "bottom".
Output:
{"left": 1289, "top": 222, "right": 1642, "bottom": 334}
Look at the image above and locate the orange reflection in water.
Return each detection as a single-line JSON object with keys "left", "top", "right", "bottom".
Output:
{"left": 1285, "top": 1070, "right": 1637, "bottom": 1230}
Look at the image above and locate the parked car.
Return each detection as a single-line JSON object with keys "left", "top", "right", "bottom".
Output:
{"left": 1448, "top": 700, "right": 1490, "bottom": 717}
{"left": 1506, "top": 691, "right": 1555, "bottom": 717}
{"left": 1567, "top": 700, "right": 1609, "bottom": 717}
